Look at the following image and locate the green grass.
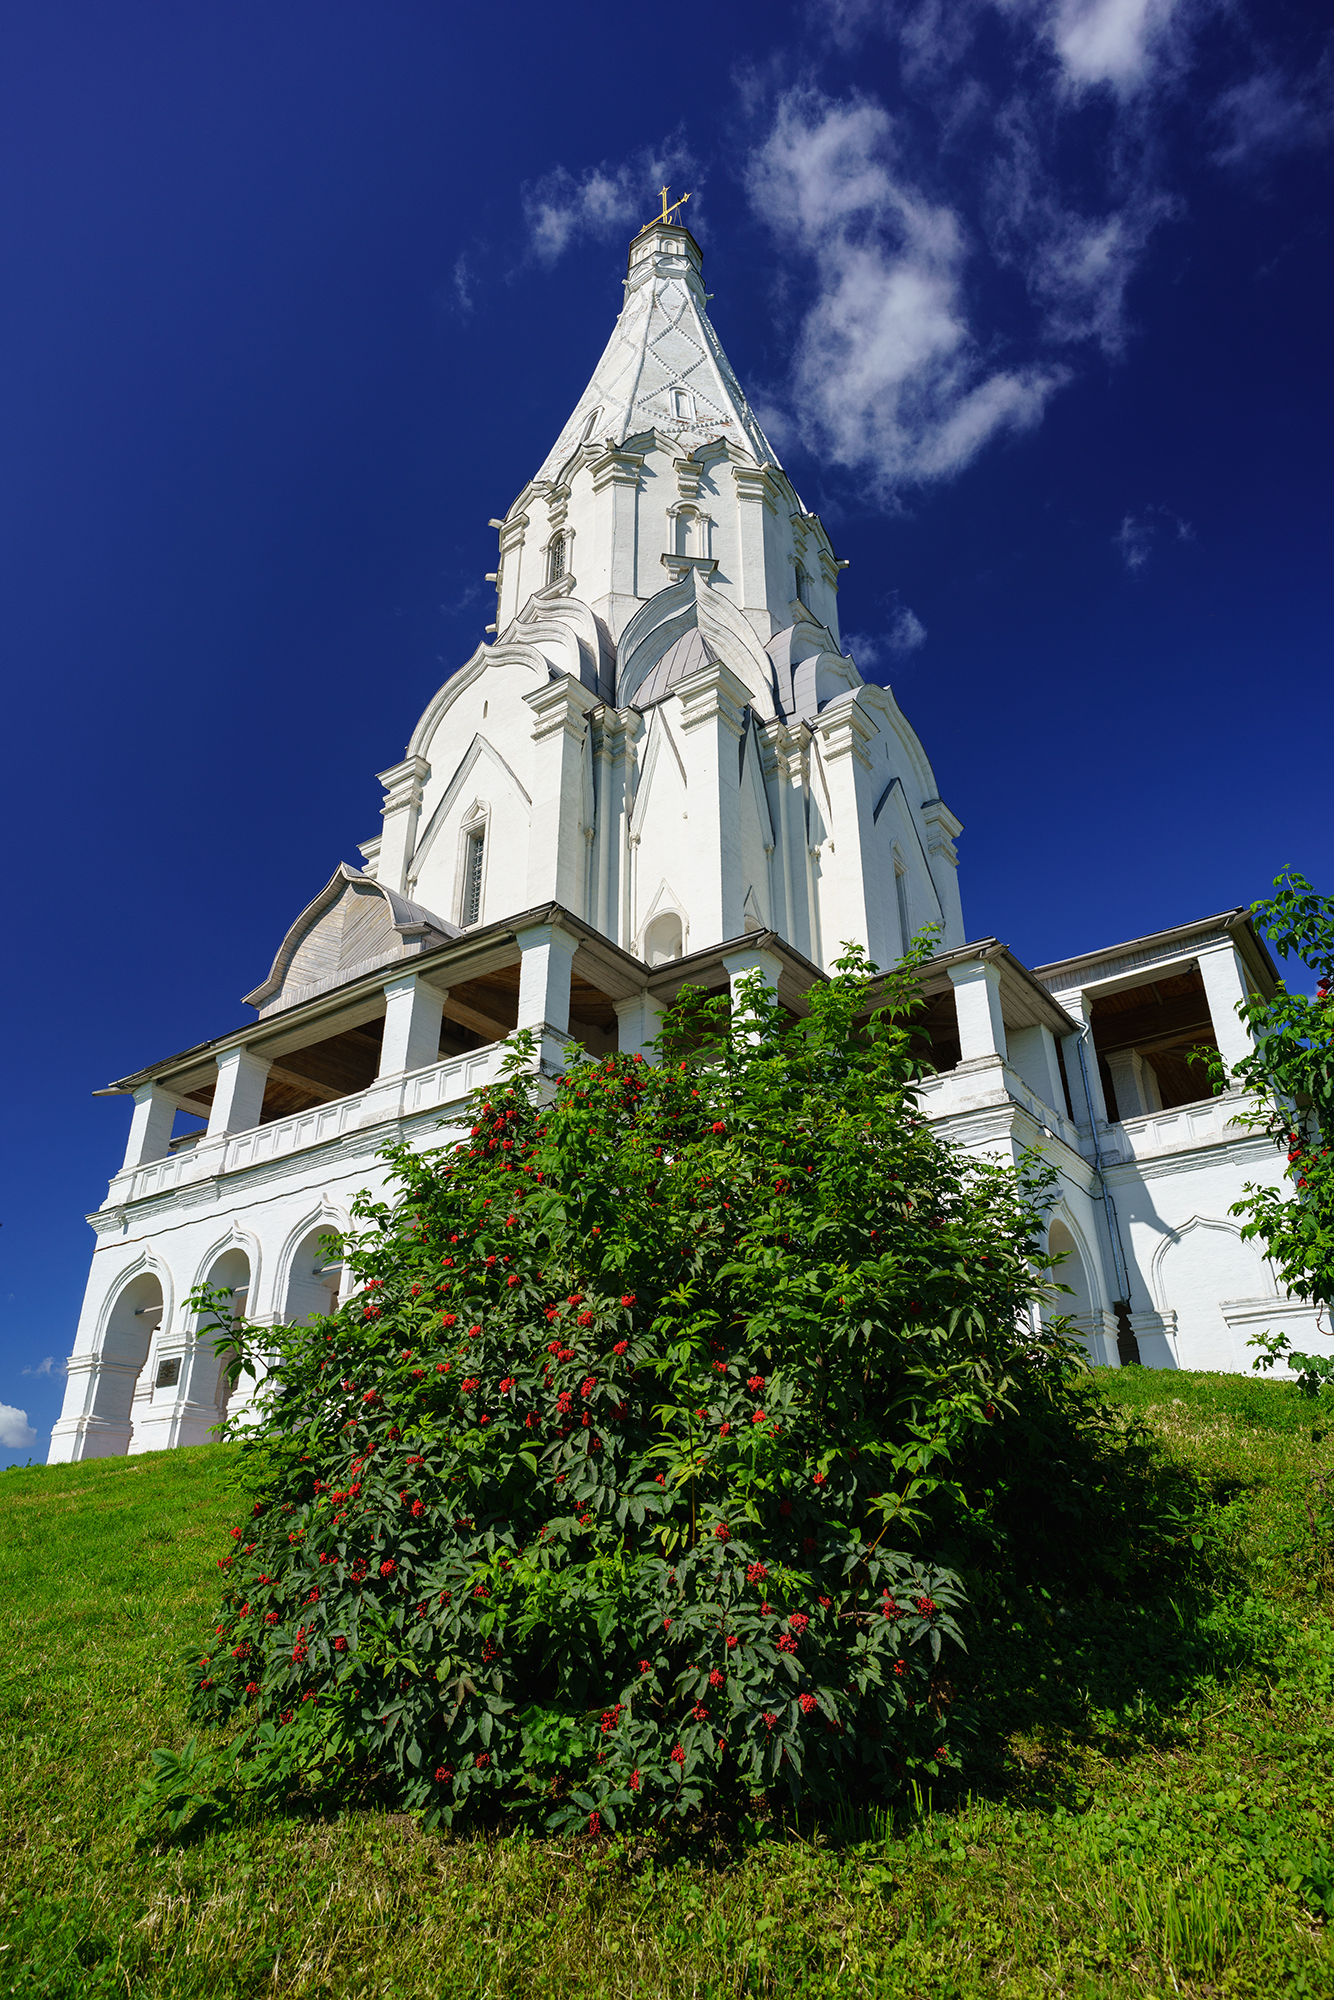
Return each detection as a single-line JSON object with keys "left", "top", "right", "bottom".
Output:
{"left": 3, "top": 1370, "right": 1334, "bottom": 1997}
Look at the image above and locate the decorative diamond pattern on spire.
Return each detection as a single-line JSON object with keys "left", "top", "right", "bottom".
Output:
{"left": 534, "top": 227, "right": 778, "bottom": 483}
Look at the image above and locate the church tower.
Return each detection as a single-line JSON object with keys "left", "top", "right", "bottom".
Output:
{"left": 362, "top": 212, "right": 965, "bottom": 974}
{"left": 48, "top": 199, "right": 1314, "bottom": 1468}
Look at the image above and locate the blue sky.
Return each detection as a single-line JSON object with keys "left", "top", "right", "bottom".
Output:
{"left": 2, "top": 0, "right": 1331, "bottom": 1460}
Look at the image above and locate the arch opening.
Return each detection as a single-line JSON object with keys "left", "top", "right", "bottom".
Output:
{"left": 1048, "top": 1219, "right": 1096, "bottom": 1353}
{"left": 284, "top": 1227, "right": 343, "bottom": 1327}
{"left": 199, "top": 1246, "right": 252, "bottom": 1430}
{"left": 92, "top": 1271, "right": 163, "bottom": 1449}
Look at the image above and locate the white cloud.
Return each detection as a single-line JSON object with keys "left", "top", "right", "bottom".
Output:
{"left": 819, "top": 0, "right": 1193, "bottom": 95}
{"left": 1041, "top": 0, "right": 1183, "bottom": 94}
{"left": 21, "top": 1356, "right": 55, "bottom": 1377}
{"left": 986, "top": 110, "right": 1179, "bottom": 355}
{"left": 888, "top": 604, "right": 928, "bottom": 652}
{"left": 1114, "top": 504, "right": 1194, "bottom": 568}
{"left": 523, "top": 142, "right": 696, "bottom": 267}
{"left": 452, "top": 253, "right": 475, "bottom": 317}
{"left": 745, "top": 91, "right": 1062, "bottom": 496}
{"left": 847, "top": 604, "right": 928, "bottom": 670}
{"left": 1027, "top": 203, "right": 1173, "bottom": 351}
{"left": 1211, "top": 59, "right": 1334, "bottom": 167}
{"left": 0, "top": 1404, "right": 37, "bottom": 1451}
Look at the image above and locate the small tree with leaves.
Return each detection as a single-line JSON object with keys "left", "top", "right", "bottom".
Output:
{"left": 1202, "top": 870, "right": 1334, "bottom": 1395}
{"left": 174, "top": 948, "right": 1074, "bottom": 1834}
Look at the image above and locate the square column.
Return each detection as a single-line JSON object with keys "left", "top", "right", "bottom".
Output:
{"left": 947, "top": 959, "right": 1008, "bottom": 1064}
{"left": 593, "top": 710, "right": 633, "bottom": 944}
{"left": 1196, "top": 942, "right": 1253, "bottom": 1077}
{"left": 920, "top": 800, "right": 965, "bottom": 950}
{"left": 207, "top": 1048, "right": 272, "bottom": 1138}
{"left": 771, "top": 723, "right": 816, "bottom": 960}
{"left": 120, "top": 1082, "right": 178, "bottom": 1171}
{"left": 614, "top": 991, "right": 665, "bottom": 1058}
{"left": 810, "top": 695, "right": 888, "bottom": 969}
{"left": 675, "top": 658, "right": 748, "bottom": 947}
{"left": 1005, "top": 1023, "right": 1066, "bottom": 1117}
{"left": 1105, "top": 1046, "right": 1163, "bottom": 1119}
{"left": 523, "top": 675, "right": 599, "bottom": 911}
{"left": 589, "top": 447, "right": 644, "bottom": 630}
{"left": 378, "top": 971, "right": 446, "bottom": 1077}
{"left": 516, "top": 921, "right": 579, "bottom": 1038}
{"left": 722, "top": 944, "right": 783, "bottom": 1040}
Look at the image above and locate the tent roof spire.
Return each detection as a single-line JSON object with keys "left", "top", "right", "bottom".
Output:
{"left": 533, "top": 210, "right": 780, "bottom": 485}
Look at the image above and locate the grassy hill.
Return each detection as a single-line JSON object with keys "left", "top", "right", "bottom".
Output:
{"left": 2, "top": 1368, "right": 1333, "bottom": 1998}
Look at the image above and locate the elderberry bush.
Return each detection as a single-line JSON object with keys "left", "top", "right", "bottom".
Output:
{"left": 190, "top": 951, "right": 1067, "bottom": 1832}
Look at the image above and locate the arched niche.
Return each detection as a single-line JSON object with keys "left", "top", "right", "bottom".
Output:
{"left": 1152, "top": 1216, "right": 1273, "bottom": 1371}
{"left": 643, "top": 910, "right": 684, "bottom": 967}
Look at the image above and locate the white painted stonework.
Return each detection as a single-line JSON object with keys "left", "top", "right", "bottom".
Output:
{"left": 49, "top": 222, "right": 1328, "bottom": 1462}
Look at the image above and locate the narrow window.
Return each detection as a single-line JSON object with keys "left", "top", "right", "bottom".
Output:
{"left": 895, "top": 868, "right": 911, "bottom": 956}
{"left": 463, "top": 827, "right": 485, "bottom": 926}
{"left": 548, "top": 533, "right": 566, "bottom": 583}
{"left": 670, "top": 387, "right": 694, "bottom": 421}
{"left": 794, "top": 563, "right": 808, "bottom": 605}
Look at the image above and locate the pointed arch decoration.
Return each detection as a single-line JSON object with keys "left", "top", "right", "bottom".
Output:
{"left": 629, "top": 706, "right": 687, "bottom": 843}
{"left": 407, "top": 737, "right": 531, "bottom": 894}
{"left": 1149, "top": 1215, "right": 1278, "bottom": 1313}
{"left": 636, "top": 877, "right": 689, "bottom": 963}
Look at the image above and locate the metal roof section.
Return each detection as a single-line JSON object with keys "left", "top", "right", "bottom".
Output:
{"left": 1034, "top": 909, "right": 1280, "bottom": 998}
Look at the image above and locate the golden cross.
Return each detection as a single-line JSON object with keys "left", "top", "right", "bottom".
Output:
{"left": 649, "top": 184, "right": 691, "bottom": 229}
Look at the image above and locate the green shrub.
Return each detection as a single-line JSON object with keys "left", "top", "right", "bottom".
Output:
{"left": 183, "top": 950, "right": 1080, "bottom": 1833}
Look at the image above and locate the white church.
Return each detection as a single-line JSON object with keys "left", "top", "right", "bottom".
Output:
{"left": 48, "top": 210, "right": 1324, "bottom": 1463}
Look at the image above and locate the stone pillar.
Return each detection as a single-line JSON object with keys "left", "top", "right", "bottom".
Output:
{"left": 374, "top": 755, "right": 429, "bottom": 895}
{"left": 593, "top": 709, "right": 632, "bottom": 944}
{"left": 732, "top": 463, "right": 779, "bottom": 634}
{"left": 769, "top": 724, "right": 813, "bottom": 959}
{"left": 121, "top": 1083, "right": 177, "bottom": 1171}
{"left": 1105, "top": 1046, "right": 1164, "bottom": 1119}
{"left": 378, "top": 972, "right": 445, "bottom": 1078}
{"left": 613, "top": 991, "right": 665, "bottom": 1058}
{"left": 1005, "top": 1024, "right": 1067, "bottom": 1116}
{"left": 207, "top": 1048, "right": 272, "bottom": 1138}
{"left": 920, "top": 799, "right": 965, "bottom": 949}
{"left": 524, "top": 675, "right": 598, "bottom": 910}
{"left": 811, "top": 695, "right": 885, "bottom": 969}
{"left": 516, "top": 921, "right": 579, "bottom": 1038}
{"left": 1059, "top": 995, "right": 1110, "bottom": 1130}
{"left": 722, "top": 945, "right": 783, "bottom": 1035}
{"left": 675, "top": 658, "right": 748, "bottom": 947}
{"left": 494, "top": 511, "right": 529, "bottom": 630}
{"left": 589, "top": 446, "right": 643, "bottom": 632}
{"left": 948, "top": 959, "right": 1008, "bottom": 1064}
{"left": 1196, "top": 942, "right": 1253, "bottom": 1077}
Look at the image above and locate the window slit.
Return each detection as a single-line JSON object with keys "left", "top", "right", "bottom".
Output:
{"left": 464, "top": 827, "right": 485, "bottom": 926}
